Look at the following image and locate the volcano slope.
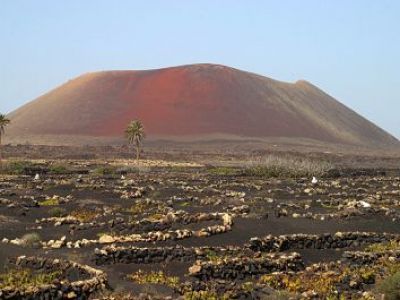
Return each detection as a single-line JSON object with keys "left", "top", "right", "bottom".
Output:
{"left": 6, "top": 64, "right": 398, "bottom": 148}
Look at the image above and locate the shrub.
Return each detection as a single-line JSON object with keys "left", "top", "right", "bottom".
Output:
{"left": 116, "top": 165, "right": 151, "bottom": 174}
{"left": 48, "top": 207, "right": 67, "bottom": 217}
{"left": 0, "top": 268, "right": 61, "bottom": 289}
{"left": 366, "top": 240, "right": 400, "bottom": 253}
{"left": 208, "top": 166, "right": 240, "bottom": 176}
{"left": 93, "top": 166, "right": 117, "bottom": 176}
{"left": 39, "top": 197, "right": 59, "bottom": 206}
{"left": 378, "top": 272, "right": 400, "bottom": 300}
{"left": 70, "top": 209, "right": 98, "bottom": 222}
{"left": 244, "top": 155, "right": 333, "bottom": 178}
{"left": 127, "top": 270, "right": 179, "bottom": 289}
{"left": 20, "top": 233, "right": 41, "bottom": 248}
{"left": 49, "top": 164, "right": 68, "bottom": 174}
{"left": 0, "top": 161, "right": 34, "bottom": 175}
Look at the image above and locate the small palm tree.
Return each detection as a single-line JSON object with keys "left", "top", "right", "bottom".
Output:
{"left": 125, "top": 120, "right": 145, "bottom": 161}
{"left": 0, "top": 114, "right": 10, "bottom": 166}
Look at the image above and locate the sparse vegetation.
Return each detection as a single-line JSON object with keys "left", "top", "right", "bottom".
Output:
{"left": 48, "top": 207, "right": 67, "bottom": 217}
{"left": 0, "top": 153, "right": 399, "bottom": 299}
{"left": 94, "top": 166, "right": 117, "bottom": 176}
{"left": 366, "top": 240, "right": 400, "bottom": 253}
{"left": 244, "top": 155, "right": 333, "bottom": 178}
{"left": 378, "top": 271, "right": 400, "bottom": 300}
{"left": 49, "top": 163, "right": 68, "bottom": 174}
{"left": 0, "top": 268, "right": 61, "bottom": 289}
{"left": 39, "top": 197, "right": 60, "bottom": 206}
{"left": 183, "top": 290, "right": 222, "bottom": 300}
{"left": 208, "top": 166, "right": 240, "bottom": 176}
{"left": 0, "top": 160, "right": 34, "bottom": 174}
{"left": 127, "top": 270, "right": 179, "bottom": 289}
{"left": 70, "top": 209, "right": 98, "bottom": 222}
{"left": 20, "top": 233, "right": 41, "bottom": 248}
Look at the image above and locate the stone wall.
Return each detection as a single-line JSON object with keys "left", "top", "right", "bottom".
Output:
{"left": 94, "top": 245, "right": 242, "bottom": 265}
{"left": 342, "top": 250, "right": 400, "bottom": 265}
{"left": 248, "top": 232, "right": 398, "bottom": 252}
{"left": 0, "top": 256, "right": 107, "bottom": 300}
{"left": 188, "top": 252, "right": 303, "bottom": 280}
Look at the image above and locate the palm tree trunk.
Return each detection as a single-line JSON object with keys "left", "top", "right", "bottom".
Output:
{"left": 136, "top": 141, "right": 140, "bottom": 162}
{"left": 0, "top": 133, "right": 2, "bottom": 169}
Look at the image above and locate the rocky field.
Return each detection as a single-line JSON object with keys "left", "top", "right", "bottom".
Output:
{"left": 0, "top": 158, "right": 400, "bottom": 299}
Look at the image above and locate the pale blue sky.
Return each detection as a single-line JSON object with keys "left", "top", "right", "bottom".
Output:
{"left": 1, "top": 1, "right": 399, "bottom": 137}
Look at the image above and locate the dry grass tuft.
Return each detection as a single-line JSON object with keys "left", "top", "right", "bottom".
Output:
{"left": 244, "top": 155, "right": 333, "bottom": 178}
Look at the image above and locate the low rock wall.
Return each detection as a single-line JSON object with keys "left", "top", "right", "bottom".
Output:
{"left": 248, "top": 232, "right": 398, "bottom": 252}
{"left": 342, "top": 250, "right": 400, "bottom": 265}
{"left": 0, "top": 256, "right": 107, "bottom": 300}
{"left": 94, "top": 245, "right": 242, "bottom": 265}
{"left": 188, "top": 252, "right": 303, "bottom": 280}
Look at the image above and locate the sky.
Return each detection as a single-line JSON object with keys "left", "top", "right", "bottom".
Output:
{"left": 1, "top": 0, "right": 399, "bottom": 137}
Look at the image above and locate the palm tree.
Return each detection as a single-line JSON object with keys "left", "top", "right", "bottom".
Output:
{"left": 0, "top": 114, "right": 10, "bottom": 165}
{"left": 125, "top": 120, "right": 145, "bottom": 161}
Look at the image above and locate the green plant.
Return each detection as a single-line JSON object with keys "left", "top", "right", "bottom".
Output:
{"left": 184, "top": 290, "right": 220, "bottom": 300}
{"left": 127, "top": 270, "right": 179, "bottom": 289}
{"left": 49, "top": 164, "right": 68, "bottom": 174}
{"left": 209, "top": 166, "right": 240, "bottom": 176}
{"left": 1, "top": 160, "right": 34, "bottom": 175}
{"left": 93, "top": 166, "right": 117, "bottom": 176}
{"left": 39, "top": 197, "right": 60, "bottom": 206}
{"left": 204, "top": 249, "right": 219, "bottom": 262}
{"left": 20, "top": 233, "right": 41, "bottom": 248}
{"left": 244, "top": 155, "right": 333, "bottom": 178}
{"left": 0, "top": 268, "right": 61, "bottom": 289}
{"left": 366, "top": 240, "right": 400, "bottom": 253}
{"left": 125, "top": 202, "right": 152, "bottom": 215}
{"left": 378, "top": 271, "right": 400, "bottom": 300}
{"left": 70, "top": 209, "right": 98, "bottom": 222}
{"left": 150, "top": 191, "right": 161, "bottom": 198}
{"left": 48, "top": 207, "right": 67, "bottom": 217}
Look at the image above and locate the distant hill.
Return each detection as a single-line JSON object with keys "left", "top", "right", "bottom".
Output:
{"left": 6, "top": 63, "right": 399, "bottom": 147}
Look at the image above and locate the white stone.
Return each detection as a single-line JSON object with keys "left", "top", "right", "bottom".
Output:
{"left": 99, "top": 234, "right": 115, "bottom": 244}
{"left": 359, "top": 200, "right": 371, "bottom": 208}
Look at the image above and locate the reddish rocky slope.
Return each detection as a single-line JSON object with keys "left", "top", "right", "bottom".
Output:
{"left": 7, "top": 64, "right": 398, "bottom": 146}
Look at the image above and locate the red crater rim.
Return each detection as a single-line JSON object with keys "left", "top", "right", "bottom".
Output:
{"left": 6, "top": 63, "right": 399, "bottom": 147}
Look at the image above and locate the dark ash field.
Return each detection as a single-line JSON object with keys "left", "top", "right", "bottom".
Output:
{"left": 0, "top": 145, "right": 400, "bottom": 299}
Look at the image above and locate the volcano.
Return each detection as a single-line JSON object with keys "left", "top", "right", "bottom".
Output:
{"left": 6, "top": 64, "right": 398, "bottom": 147}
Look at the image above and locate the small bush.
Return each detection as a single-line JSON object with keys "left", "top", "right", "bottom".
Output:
{"left": 378, "top": 272, "right": 400, "bottom": 300}
{"left": 93, "top": 166, "right": 117, "bottom": 176}
{"left": 127, "top": 270, "right": 180, "bottom": 288}
{"left": 49, "top": 164, "right": 68, "bottom": 174}
{"left": 0, "top": 268, "right": 61, "bottom": 289}
{"left": 20, "top": 233, "right": 41, "bottom": 248}
{"left": 115, "top": 166, "right": 137, "bottom": 174}
{"left": 244, "top": 155, "right": 333, "bottom": 178}
{"left": 0, "top": 161, "right": 34, "bottom": 175}
{"left": 70, "top": 209, "right": 98, "bottom": 222}
{"left": 366, "top": 240, "right": 400, "bottom": 253}
{"left": 39, "top": 198, "right": 59, "bottom": 206}
{"left": 208, "top": 166, "right": 240, "bottom": 176}
{"left": 48, "top": 207, "right": 67, "bottom": 218}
